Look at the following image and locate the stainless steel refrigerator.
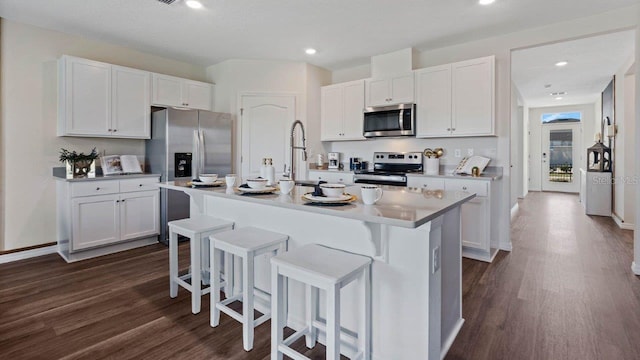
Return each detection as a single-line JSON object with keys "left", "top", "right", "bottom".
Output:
{"left": 146, "top": 108, "right": 232, "bottom": 244}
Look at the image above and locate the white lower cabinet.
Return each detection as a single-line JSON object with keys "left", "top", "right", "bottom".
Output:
{"left": 57, "top": 176, "right": 160, "bottom": 262}
{"left": 307, "top": 171, "right": 353, "bottom": 184}
{"left": 409, "top": 176, "right": 497, "bottom": 262}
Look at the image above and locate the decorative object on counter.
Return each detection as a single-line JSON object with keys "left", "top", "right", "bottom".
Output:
{"left": 350, "top": 157, "right": 361, "bottom": 170}
{"left": 59, "top": 147, "right": 98, "bottom": 179}
{"left": 423, "top": 147, "right": 443, "bottom": 175}
{"left": 319, "top": 183, "right": 346, "bottom": 198}
{"left": 225, "top": 174, "right": 237, "bottom": 188}
{"left": 587, "top": 141, "right": 611, "bottom": 172}
{"left": 278, "top": 179, "right": 295, "bottom": 195}
{"left": 471, "top": 166, "right": 480, "bottom": 177}
{"left": 454, "top": 155, "right": 491, "bottom": 175}
{"left": 361, "top": 185, "right": 383, "bottom": 205}
{"left": 101, "top": 154, "right": 142, "bottom": 175}
{"left": 199, "top": 173, "right": 218, "bottom": 183}
{"left": 246, "top": 178, "right": 268, "bottom": 189}
{"left": 316, "top": 153, "right": 324, "bottom": 169}
{"left": 260, "top": 158, "right": 276, "bottom": 185}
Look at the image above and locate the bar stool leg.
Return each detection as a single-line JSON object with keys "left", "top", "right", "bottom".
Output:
{"left": 242, "top": 251, "right": 255, "bottom": 351}
{"left": 271, "top": 264, "right": 284, "bottom": 360}
{"left": 279, "top": 242, "right": 288, "bottom": 328}
{"left": 169, "top": 230, "right": 178, "bottom": 298}
{"left": 211, "top": 246, "right": 222, "bottom": 327}
{"left": 360, "top": 265, "right": 372, "bottom": 360}
{"left": 305, "top": 284, "right": 318, "bottom": 348}
{"left": 190, "top": 236, "right": 202, "bottom": 314}
{"left": 201, "top": 235, "right": 210, "bottom": 285}
{"left": 223, "top": 252, "right": 234, "bottom": 298}
{"left": 326, "top": 284, "right": 341, "bottom": 360}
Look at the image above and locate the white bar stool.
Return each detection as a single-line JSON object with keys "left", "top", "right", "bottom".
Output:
{"left": 271, "top": 244, "right": 372, "bottom": 360}
{"left": 168, "top": 216, "right": 234, "bottom": 314}
{"left": 209, "top": 226, "right": 289, "bottom": 351}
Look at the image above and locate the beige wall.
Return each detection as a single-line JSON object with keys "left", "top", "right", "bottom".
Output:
{"left": 0, "top": 19, "right": 207, "bottom": 251}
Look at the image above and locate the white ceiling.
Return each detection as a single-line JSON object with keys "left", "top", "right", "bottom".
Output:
{"left": 512, "top": 31, "right": 635, "bottom": 108}
{"left": 0, "top": 0, "right": 637, "bottom": 70}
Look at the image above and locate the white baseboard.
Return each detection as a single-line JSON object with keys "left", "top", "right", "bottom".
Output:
{"left": 0, "top": 245, "right": 57, "bottom": 264}
{"left": 612, "top": 213, "right": 635, "bottom": 230}
{"left": 510, "top": 203, "right": 519, "bottom": 221}
{"left": 632, "top": 262, "right": 640, "bottom": 276}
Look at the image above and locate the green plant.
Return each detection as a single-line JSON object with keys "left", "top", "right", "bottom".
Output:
{"left": 59, "top": 147, "right": 99, "bottom": 163}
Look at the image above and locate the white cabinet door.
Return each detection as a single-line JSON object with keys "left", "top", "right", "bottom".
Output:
{"left": 119, "top": 191, "right": 160, "bottom": 241}
{"left": 415, "top": 65, "right": 453, "bottom": 138}
{"left": 183, "top": 80, "right": 212, "bottom": 110}
{"left": 452, "top": 56, "right": 495, "bottom": 136}
{"left": 320, "top": 85, "right": 344, "bottom": 140}
{"left": 111, "top": 65, "right": 150, "bottom": 138}
{"left": 308, "top": 171, "right": 353, "bottom": 184}
{"left": 406, "top": 177, "right": 445, "bottom": 189}
{"left": 390, "top": 74, "right": 414, "bottom": 104}
{"left": 152, "top": 74, "right": 183, "bottom": 107}
{"left": 62, "top": 56, "right": 111, "bottom": 136}
{"left": 366, "top": 78, "right": 391, "bottom": 107}
{"left": 341, "top": 80, "right": 365, "bottom": 140}
{"left": 71, "top": 194, "right": 119, "bottom": 251}
{"left": 460, "top": 197, "right": 489, "bottom": 250}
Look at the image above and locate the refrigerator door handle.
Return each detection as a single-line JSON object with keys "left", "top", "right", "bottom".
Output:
{"left": 199, "top": 130, "right": 205, "bottom": 172}
{"left": 193, "top": 130, "right": 199, "bottom": 179}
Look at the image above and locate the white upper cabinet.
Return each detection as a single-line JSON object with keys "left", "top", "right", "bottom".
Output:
{"left": 415, "top": 55, "right": 495, "bottom": 138}
{"left": 111, "top": 65, "right": 151, "bottom": 138}
{"left": 152, "top": 74, "right": 213, "bottom": 111}
{"left": 321, "top": 80, "right": 366, "bottom": 141}
{"left": 59, "top": 56, "right": 112, "bottom": 137}
{"left": 365, "top": 73, "right": 414, "bottom": 107}
{"left": 451, "top": 56, "right": 495, "bottom": 136}
{"left": 415, "top": 64, "right": 452, "bottom": 138}
{"left": 58, "top": 56, "right": 150, "bottom": 139}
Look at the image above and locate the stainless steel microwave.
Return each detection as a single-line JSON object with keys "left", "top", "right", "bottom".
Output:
{"left": 363, "top": 103, "right": 416, "bottom": 138}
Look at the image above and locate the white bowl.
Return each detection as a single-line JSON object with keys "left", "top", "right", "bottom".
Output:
{"left": 199, "top": 174, "right": 218, "bottom": 183}
{"left": 320, "top": 183, "right": 346, "bottom": 198}
{"left": 247, "top": 178, "right": 268, "bottom": 189}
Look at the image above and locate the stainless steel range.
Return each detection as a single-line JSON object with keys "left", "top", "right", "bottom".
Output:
{"left": 353, "top": 152, "right": 423, "bottom": 186}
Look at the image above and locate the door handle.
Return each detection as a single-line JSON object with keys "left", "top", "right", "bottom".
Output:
{"left": 199, "top": 130, "right": 205, "bottom": 172}
{"left": 193, "top": 130, "right": 199, "bottom": 177}
{"left": 398, "top": 109, "right": 404, "bottom": 131}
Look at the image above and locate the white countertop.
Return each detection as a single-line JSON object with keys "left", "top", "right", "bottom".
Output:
{"left": 158, "top": 181, "right": 475, "bottom": 229}
{"left": 309, "top": 166, "right": 503, "bottom": 181}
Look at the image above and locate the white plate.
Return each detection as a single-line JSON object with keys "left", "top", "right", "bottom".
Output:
{"left": 236, "top": 186, "right": 277, "bottom": 194}
{"left": 190, "top": 180, "right": 224, "bottom": 187}
{"left": 302, "top": 193, "right": 356, "bottom": 203}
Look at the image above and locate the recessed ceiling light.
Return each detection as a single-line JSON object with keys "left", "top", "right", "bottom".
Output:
{"left": 555, "top": 61, "right": 568, "bottom": 67}
{"left": 305, "top": 48, "right": 317, "bottom": 55}
{"left": 479, "top": 0, "right": 495, "bottom": 5}
{"left": 555, "top": 97, "right": 563, "bottom": 100}
{"left": 185, "top": 0, "right": 203, "bottom": 9}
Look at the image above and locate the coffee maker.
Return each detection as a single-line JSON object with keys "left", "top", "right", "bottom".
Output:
{"left": 328, "top": 152, "right": 341, "bottom": 170}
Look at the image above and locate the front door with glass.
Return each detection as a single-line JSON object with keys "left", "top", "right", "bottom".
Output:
{"left": 541, "top": 124, "right": 581, "bottom": 193}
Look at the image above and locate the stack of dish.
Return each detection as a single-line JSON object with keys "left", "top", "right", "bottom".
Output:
{"left": 236, "top": 178, "right": 277, "bottom": 194}
{"left": 302, "top": 183, "right": 356, "bottom": 205}
{"left": 190, "top": 174, "right": 224, "bottom": 187}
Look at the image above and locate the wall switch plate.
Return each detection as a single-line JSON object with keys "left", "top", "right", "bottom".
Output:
{"left": 467, "top": 148, "right": 474, "bottom": 156}
{"left": 432, "top": 246, "right": 440, "bottom": 274}
{"left": 454, "top": 149, "right": 461, "bottom": 158}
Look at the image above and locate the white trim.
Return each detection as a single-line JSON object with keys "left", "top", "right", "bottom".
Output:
{"left": 510, "top": 202, "right": 519, "bottom": 221}
{"left": 612, "top": 212, "right": 635, "bottom": 230}
{"left": 0, "top": 245, "right": 57, "bottom": 264}
{"left": 632, "top": 262, "right": 640, "bottom": 276}
{"left": 441, "top": 318, "right": 465, "bottom": 360}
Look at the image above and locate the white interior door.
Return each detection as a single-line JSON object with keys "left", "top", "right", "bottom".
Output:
{"left": 240, "top": 95, "right": 295, "bottom": 180}
{"left": 541, "top": 124, "right": 581, "bottom": 193}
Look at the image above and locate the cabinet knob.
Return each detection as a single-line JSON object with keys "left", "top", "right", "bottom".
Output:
{"left": 446, "top": 128, "right": 451, "bottom": 131}
{"left": 462, "top": 186, "right": 468, "bottom": 190}
{"left": 113, "top": 129, "right": 117, "bottom": 132}
{"left": 139, "top": 184, "right": 143, "bottom": 187}
{"left": 116, "top": 200, "right": 119, "bottom": 203}
{"left": 108, "top": 129, "right": 112, "bottom": 132}
{"left": 121, "top": 199, "right": 125, "bottom": 202}
{"left": 96, "top": 187, "right": 100, "bottom": 190}
{"left": 452, "top": 128, "right": 456, "bottom": 131}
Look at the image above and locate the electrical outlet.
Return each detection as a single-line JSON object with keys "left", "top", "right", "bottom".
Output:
{"left": 454, "top": 149, "right": 461, "bottom": 158}
{"left": 432, "top": 246, "right": 441, "bottom": 274}
{"left": 467, "top": 148, "right": 474, "bottom": 156}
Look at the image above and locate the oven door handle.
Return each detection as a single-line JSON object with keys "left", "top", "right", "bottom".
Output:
{"left": 398, "top": 109, "right": 404, "bottom": 130}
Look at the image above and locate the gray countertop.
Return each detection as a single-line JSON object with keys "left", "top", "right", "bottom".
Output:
{"left": 158, "top": 181, "right": 475, "bottom": 229}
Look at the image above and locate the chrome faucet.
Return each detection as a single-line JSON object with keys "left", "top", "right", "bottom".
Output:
{"left": 289, "top": 120, "right": 307, "bottom": 181}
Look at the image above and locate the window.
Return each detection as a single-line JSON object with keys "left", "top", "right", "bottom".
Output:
{"left": 541, "top": 111, "right": 581, "bottom": 124}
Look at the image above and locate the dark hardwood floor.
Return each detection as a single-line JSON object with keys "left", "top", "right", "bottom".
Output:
{"left": 1, "top": 191, "right": 638, "bottom": 359}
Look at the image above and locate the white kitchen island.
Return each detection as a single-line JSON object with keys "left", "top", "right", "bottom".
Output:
{"left": 158, "top": 181, "right": 474, "bottom": 360}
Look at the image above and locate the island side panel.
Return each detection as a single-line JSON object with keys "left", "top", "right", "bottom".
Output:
{"left": 201, "top": 194, "right": 439, "bottom": 360}
{"left": 441, "top": 205, "right": 464, "bottom": 357}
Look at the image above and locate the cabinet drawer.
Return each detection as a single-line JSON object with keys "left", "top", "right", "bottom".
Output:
{"left": 71, "top": 180, "right": 119, "bottom": 197}
{"left": 445, "top": 179, "right": 488, "bottom": 197}
{"left": 119, "top": 177, "right": 160, "bottom": 193}
{"left": 407, "top": 177, "right": 445, "bottom": 189}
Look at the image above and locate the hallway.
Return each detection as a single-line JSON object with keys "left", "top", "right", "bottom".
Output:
{"left": 447, "top": 191, "right": 640, "bottom": 359}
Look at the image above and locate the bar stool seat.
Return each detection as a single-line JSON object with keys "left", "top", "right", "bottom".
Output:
{"left": 210, "top": 226, "right": 289, "bottom": 351}
{"left": 271, "top": 244, "right": 372, "bottom": 360}
{"left": 168, "top": 216, "right": 234, "bottom": 314}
